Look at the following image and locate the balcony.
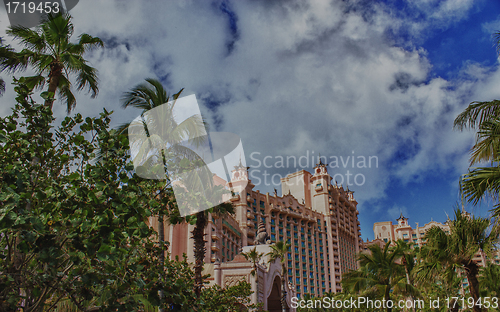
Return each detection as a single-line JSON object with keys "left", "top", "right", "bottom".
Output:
{"left": 211, "top": 245, "right": 219, "bottom": 251}
{"left": 247, "top": 195, "right": 252, "bottom": 202}
{"left": 246, "top": 212, "right": 252, "bottom": 218}
{"left": 230, "top": 194, "right": 240, "bottom": 202}
{"left": 315, "top": 185, "right": 323, "bottom": 192}
{"left": 211, "top": 234, "right": 220, "bottom": 240}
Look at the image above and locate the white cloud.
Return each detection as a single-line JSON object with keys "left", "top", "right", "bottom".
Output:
{"left": 0, "top": 0, "right": 496, "bottom": 211}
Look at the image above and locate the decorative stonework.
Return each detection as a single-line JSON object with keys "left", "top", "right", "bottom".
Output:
{"left": 257, "top": 275, "right": 264, "bottom": 300}
{"left": 224, "top": 274, "right": 249, "bottom": 288}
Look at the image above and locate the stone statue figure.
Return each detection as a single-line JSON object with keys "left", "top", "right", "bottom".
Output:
{"left": 255, "top": 218, "right": 271, "bottom": 245}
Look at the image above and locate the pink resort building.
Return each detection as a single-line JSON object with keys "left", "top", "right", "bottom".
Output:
{"left": 149, "top": 160, "right": 363, "bottom": 311}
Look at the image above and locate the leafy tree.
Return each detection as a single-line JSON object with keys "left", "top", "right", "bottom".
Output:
{"left": 422, "top": 210, "right": 496, "bottom": 312}
{"left": 0, "top": 78, "right": 252, "bottom": 311}
{"left": 0, "top": 13, "right": 103, "bottom": 112}
{"left": 478, "top": 262, "right": 500, "bottom": 298}
{"left": 0, "top": 79, "right": 171, "bottom": 311}
{"left": 414, "top": 230, "right": 462, "bottom": 312}
{"left": 342, "top": 242, "right": 417, "bottom": 312}
{"left": 197, "top": 281, "right": 256, "bottom": 312}
{"left": 267, "top": 241, "right": 291, "bottom": 312}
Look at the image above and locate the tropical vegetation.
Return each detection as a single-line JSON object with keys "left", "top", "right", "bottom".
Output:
{"left": 0, "top": 13, "right": 103, "bottom": 112}
{"left": 0, "top": 14, "right": 251, "bottom": 311}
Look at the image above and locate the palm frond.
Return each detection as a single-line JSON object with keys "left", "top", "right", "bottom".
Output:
{"left": 469, "top": 117, "right": 500, "bottom": 165}
{"left": 461, "top": 165, "right": 500, "bottom": 206}
{"left": 454, "top": 100, "right": 500, "bottom": 131}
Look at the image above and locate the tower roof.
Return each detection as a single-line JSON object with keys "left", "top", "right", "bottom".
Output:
{"left": 396, "top": 212, "right": 407, "bottom": 221}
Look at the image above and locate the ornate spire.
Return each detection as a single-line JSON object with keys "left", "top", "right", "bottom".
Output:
{"left": 315, "top": 153, "right": 327, "bottom": 168}
{"left": 233, "top": 154, "right": 245, "bottom": 170}
{"left": 396, "top": 212, "right": 407, "bottom": 221}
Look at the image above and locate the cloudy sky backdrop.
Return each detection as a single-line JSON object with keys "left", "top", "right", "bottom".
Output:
{"left": 1, "top": 0, "right": 500, "bottom": 239}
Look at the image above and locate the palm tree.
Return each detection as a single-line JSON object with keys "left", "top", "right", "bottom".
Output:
{"left": 414, "top": 230, "right": 462, "bottom": 312}
{"left": 242, "top": 247, "right": 264, "bottom": 304}
{"left": 478, "top": 262, "right": 500, "bottom": 298}
{"left": 455, "top": 101, "right": 500, "bottom": 225}
{"left": 191, "top": 203, "right": 234, "bottom": 298}
{"left": 391, "top": 240, "right": 419, "bottom": 312}
{"left": 342, "top": 242, "right": 416, "bottom": 312}
{"left": 423, "top": 210, "right": 496, "bottom": 312}
{"left": 0, "top": 13, "right": 103, "bottom": 112}
{"left": 267, "top": 241, "right": 291, "bottom": 312}
{"left": 170, "top": 169, "right": 235, "bottom": 298}
{"left": 453, "top": 31, "right": 500, "bottom": 222}
{"left": 243, "top": 247, "right": 264, "bottom": 277}
{"left": 119, "top": 77, "right": 205, "bottom": 249}
{"left": 120, "top": 78, "right": 232, "bottom": 299}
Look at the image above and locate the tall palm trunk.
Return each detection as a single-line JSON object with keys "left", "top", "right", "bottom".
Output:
{"left": 402, "top": 256, "right": 416, "bottom": 312}
{"left": 465, "top": 262, "right": 482, "bottom": 312}
{"left": 192, "top": 212, "right": 207, "bottom": 298}
{"left": 280, "top": 264, "right": 287, "bottom": 312}
{"left": 45, "top": 62, "right": 62, "bottom": 109}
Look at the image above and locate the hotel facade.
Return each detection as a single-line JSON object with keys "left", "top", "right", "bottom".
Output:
{"left": 363, "top": 213, "right": 500, "bottom": 294}
{"left": 150, "top": 160, "right": 363, "bottom": 310}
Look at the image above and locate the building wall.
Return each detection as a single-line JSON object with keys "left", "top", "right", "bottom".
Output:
{"left": 151, "top": 162, "right": 363, "bottom": 300}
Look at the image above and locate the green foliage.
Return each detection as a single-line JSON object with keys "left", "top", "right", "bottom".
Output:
{"left": 479, "top": 262, "right": 500, "bottom": 298}
{"left": 0, "top": 80, "right": 164, "bottom": 311}
{"left": 197, "top": 281, "right": 255, "bottom": 312}
{"left": 0, "top": 13, "right": 103, "bottom": 112}
{"left": 0, "top": 79, "right": 254, "bottom": 311}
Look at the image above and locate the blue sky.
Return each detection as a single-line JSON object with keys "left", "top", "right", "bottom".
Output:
{"left": 1, "top": 0, "right": 500, "bottom": 240}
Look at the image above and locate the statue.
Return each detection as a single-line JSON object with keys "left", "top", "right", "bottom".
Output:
{"left": 255, "top": 218, "right": 271, "bottom": 245}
